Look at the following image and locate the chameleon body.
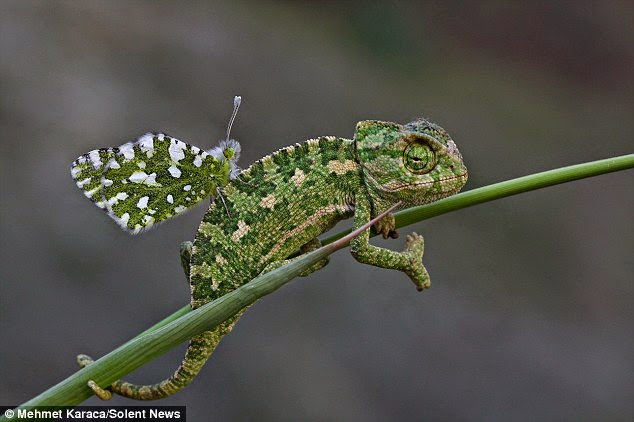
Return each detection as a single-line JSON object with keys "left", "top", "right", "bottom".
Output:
{"left": 86, "top": 118, "right": 468, "bottom": 399}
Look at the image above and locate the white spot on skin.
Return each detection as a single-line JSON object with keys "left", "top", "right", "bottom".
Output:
{"left": 231, "top": 220, "right": 250, "bottom": 242}
{"left": 168, "top": 165, "right": 181, "bottom": 178}
{"left": 167, "top": 194, "right": 174, "bottom": 204}
{"left": 137, "top": 196, "right": 149, "bottom": 209}
{"left": 119, "top": 143, "right": 135, "bottom": 160}
{"left": 183, "top": 185, "right": 191, "bottom": 191}
{"left": 169, "top": 140, "right": 186, "bottom": 162}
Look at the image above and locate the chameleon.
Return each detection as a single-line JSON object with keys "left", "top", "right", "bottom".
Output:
{"left": 79, "top": 117, "right": 468, "bottom": 400}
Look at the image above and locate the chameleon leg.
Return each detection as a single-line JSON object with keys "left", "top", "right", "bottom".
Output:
{"left": 261, "top": 237, "right": 330, "bottom": 277}
{"left": 350, "top": 195, "right": 430, "bottom": 291}
{"left": 107, "top": 316, "right": 242, "bottom": 399}
{"left": 80, "top": 316, "right": 243, "bottom": 400}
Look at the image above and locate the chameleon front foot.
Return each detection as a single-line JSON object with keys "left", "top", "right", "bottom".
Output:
{"left": 76, "top": 354, "right": 113, "bottom": 400}
{"left": 403, "top": 233, "right": 430, "bottom": 291}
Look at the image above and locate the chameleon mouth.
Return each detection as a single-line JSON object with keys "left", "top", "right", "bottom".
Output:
{"left": 382, "top": 171, "right": 468, "bottom": 193}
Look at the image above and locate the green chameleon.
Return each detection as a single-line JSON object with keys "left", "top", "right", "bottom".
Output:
{"left": 79, "top": 117, "right": 468, "bottom": 400}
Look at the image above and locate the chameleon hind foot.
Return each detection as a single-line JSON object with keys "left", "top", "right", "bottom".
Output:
{"left": 76, "top": 354, "right": 113, "bottom": 400}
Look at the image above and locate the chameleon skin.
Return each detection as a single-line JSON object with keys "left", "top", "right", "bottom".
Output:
{"left": 91, "top": 118, "right": 467, "bottom": 399}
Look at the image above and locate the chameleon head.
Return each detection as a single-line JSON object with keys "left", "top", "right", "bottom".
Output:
{"left": 354, "top": 118, "right": 468, "bottom": 209}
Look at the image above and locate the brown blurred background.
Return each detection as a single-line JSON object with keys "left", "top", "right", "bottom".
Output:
{"left": 1, "top": 1, "right": 632, "bottom": 420}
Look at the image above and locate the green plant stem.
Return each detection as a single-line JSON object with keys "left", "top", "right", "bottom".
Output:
{"left": 4, "top": 153, "right": 632, "bottom": 417}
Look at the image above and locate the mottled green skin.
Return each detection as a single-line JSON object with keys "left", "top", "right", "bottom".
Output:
{"left": 101, "top": 119, "right": 468, "bottom": 399}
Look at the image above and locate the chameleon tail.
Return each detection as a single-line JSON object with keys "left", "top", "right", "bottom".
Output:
{"left": 108, "top": 332, "right": 216, "bottom": 400}
{"left": 82, "top": 315, "right": 239, "bottom": 400}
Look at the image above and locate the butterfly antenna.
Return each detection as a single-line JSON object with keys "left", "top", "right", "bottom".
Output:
{"left": 235, "top": 174, "right": 249, "bottom": 184}
{"left": 216, "top": 187, "right": 231, "bottom": 217}
{"left": 226, "top": 95, "right": 241, "bottom": 142}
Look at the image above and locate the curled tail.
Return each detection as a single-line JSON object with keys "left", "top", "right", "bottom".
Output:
{"left": 80, "top": 315, "right": 240, "bottom": 400}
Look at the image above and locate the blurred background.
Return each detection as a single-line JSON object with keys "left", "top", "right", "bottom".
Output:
{"left": 1, "top": 1, "right": 632, "bottom": 420}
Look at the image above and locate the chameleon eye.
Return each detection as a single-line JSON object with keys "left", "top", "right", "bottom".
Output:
{"left": 403, "top": 139, "right": 436, "bottom": 174}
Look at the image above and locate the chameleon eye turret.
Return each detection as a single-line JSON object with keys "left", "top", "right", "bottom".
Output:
{"left": 403, "top": 135, "right": 437, "bottom": 174}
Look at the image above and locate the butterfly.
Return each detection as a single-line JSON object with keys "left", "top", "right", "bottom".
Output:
{"left": 71, "top": 96, "right": 242, "bottom": 234}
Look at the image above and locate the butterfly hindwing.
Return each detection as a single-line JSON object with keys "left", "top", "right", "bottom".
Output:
{"left": 71, "top": 133, "right": 241, "bottom": 234}
{"left": 71, "top": 148, "right": 118, "bottom": 209}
